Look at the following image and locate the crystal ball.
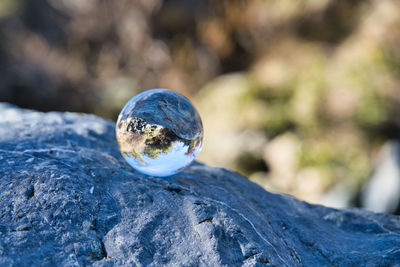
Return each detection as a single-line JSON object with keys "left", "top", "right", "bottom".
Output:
{"left": 116, "top": 89, "right": 203, "bottom": 177}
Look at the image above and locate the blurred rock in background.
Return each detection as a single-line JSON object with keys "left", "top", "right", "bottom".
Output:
{"left": 0, "top": 0, "right": 399, "bottom": 212}
{"left": 361, "top": 141, "right": 400, "bottom": 214}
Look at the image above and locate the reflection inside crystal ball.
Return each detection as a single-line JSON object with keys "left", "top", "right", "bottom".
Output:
{"left": 116, "top": 89, "right": 203, "bottom": 177}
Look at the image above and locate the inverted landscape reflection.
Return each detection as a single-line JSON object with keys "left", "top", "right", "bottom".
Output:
{"left": 124, "top": 140, "right": 202, "bottom": 177}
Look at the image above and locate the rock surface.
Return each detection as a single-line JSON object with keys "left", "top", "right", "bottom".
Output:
{"left": 0, "top": 103, "right": 399, "bottom": 267}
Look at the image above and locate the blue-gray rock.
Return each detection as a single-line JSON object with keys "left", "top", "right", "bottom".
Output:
{"left": 0, "top": 103, "right": 399, "bottom": 266}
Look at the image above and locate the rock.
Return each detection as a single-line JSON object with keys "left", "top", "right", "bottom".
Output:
{"left": 0, "top": 103, "right": 399, "bottom": 266}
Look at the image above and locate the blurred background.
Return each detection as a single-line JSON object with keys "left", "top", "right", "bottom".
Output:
{"left": 1, "top": 0, "right": 400, "bottom": 214}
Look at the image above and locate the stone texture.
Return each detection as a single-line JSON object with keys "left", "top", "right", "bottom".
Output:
{"left": 0, "top": 103, "right": 399, "bottom": 266}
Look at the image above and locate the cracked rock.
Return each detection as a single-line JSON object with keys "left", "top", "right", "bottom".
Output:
{"left": 0, "top": 103, "right": 399, "bottom": 266}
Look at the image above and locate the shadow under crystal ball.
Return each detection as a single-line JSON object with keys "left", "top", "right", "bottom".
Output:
{"left": 116, "top": 89, "right": 203, "bottom": 177}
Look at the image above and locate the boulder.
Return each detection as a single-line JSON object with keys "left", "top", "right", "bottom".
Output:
{"left": 0, "top": 103, "right": 399, "bottom": 266}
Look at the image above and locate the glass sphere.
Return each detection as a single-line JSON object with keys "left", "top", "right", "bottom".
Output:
{"left": 116, "top": 89, "right": 203, "bottom": 177}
